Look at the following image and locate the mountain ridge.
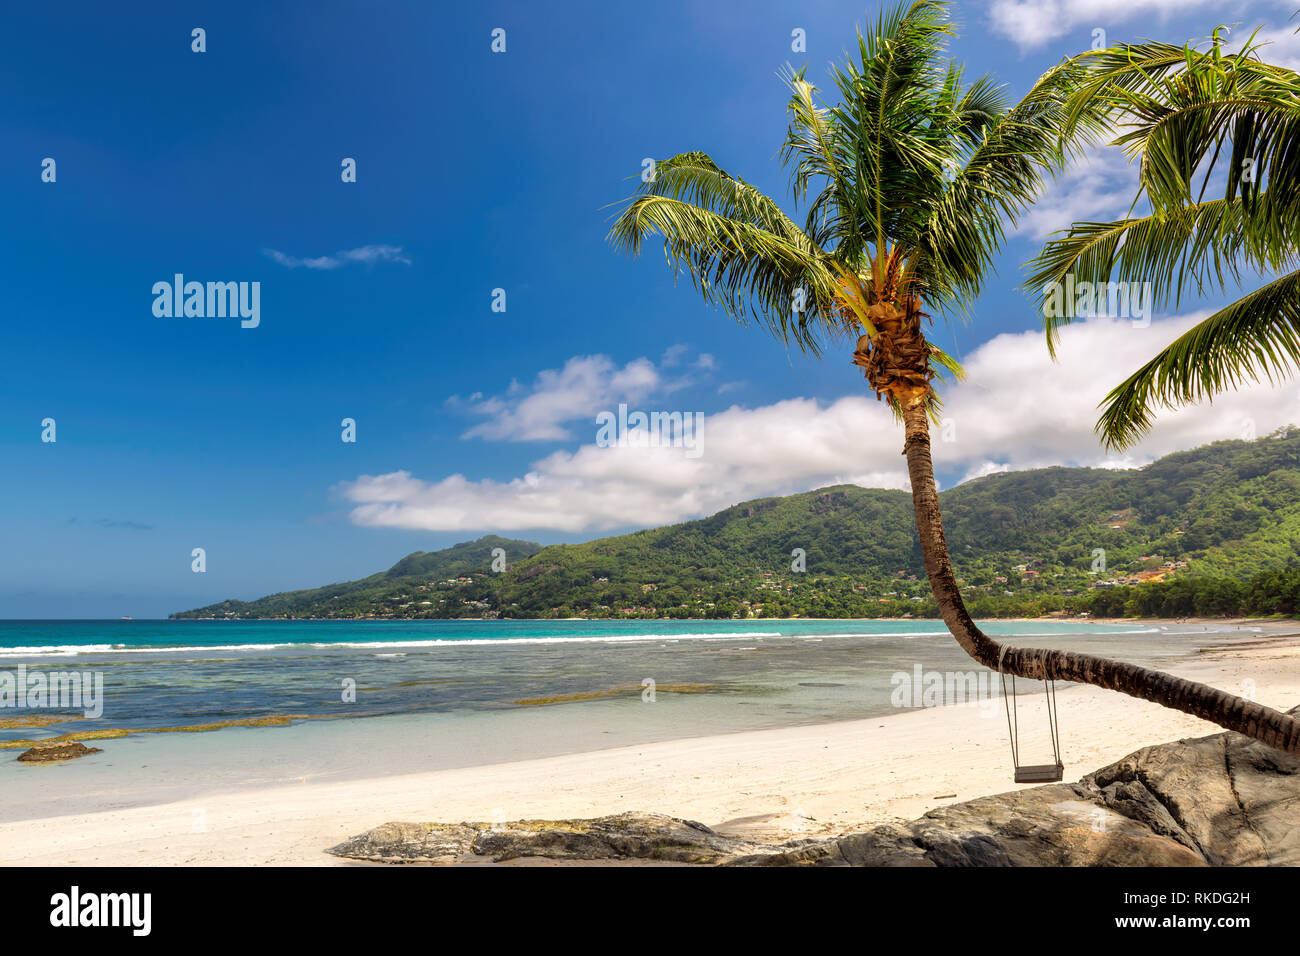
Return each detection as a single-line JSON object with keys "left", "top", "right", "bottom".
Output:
{"left": 173, "top": 429, "right": 1300, "bottom": 620}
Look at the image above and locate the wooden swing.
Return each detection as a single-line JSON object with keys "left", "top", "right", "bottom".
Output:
{"left": 998, "top": 646, "right": 1063, "bottom": 783}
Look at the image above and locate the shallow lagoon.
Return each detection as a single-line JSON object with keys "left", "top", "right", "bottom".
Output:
{"left": 0, "top": 618, "right": 1258, "bottom": 821}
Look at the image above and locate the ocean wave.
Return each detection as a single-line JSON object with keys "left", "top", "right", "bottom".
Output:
{"left": 0, "top": 641, "right": 307, "bottom": 657}
{"left": 0, "top": 644, "right": 124, "bottom": 657}
{"left": 0, "top": 631, "right": 792, "bottom": 656}
{"left": 796, "top": 631, "right": 949, "bottom": 639}
{"left": 0, "top": 624, "right": 1172, "bottom": 658}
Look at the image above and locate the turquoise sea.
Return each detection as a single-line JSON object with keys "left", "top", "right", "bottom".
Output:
{"left": 0, "top": 618, "right": 1259, "bottom": 822}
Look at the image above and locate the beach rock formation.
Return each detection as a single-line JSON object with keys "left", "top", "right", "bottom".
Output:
{"left": 328, "top": 721, "right": 1300, "bottom": 866}
{"left": 16, "top": 742, "right": 103, "bottom": 763}
{"left": 327, "top": 813, "right": 771, "bottom": 865}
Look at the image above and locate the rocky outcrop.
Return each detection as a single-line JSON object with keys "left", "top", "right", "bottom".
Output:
{"left": 16, "top": 742, "right": 103, "bottom": 763}
{"left": 328, "top": 721, "right": 1300, "bottom": 866}
{"left": 327, "top": 813, "right": 771, "bottom": 865}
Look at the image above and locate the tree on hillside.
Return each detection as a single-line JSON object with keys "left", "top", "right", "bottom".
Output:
{"left": 608, "top": 1, "right": 1300, "bottom": 753}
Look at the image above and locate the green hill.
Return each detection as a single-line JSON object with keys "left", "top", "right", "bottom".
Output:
{"left": 176, "top": 535, "right": 544, "bottom": 620}
{"left": 172, "top": 428, "right": 1300, "bottom": 620}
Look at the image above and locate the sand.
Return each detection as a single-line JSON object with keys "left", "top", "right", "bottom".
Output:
{"left": 3, "top": 620, "right": 1297, "bottom": 866}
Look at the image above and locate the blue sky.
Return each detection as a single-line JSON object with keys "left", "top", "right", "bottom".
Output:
{"left": 2, "top": 0, "right": 1295, "bottom": 617}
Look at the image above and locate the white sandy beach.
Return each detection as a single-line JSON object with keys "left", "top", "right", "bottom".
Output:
{"left": 3, "top": 621, "right": 1297, "bottom": 866}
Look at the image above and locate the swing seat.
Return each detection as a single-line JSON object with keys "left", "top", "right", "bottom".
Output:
{"left": 1014, "top": 763, "right": 1064, "bottom": 784}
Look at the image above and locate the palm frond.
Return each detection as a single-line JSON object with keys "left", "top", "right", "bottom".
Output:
{"left": 916, "top": 57, "right": 1105, "bottom": 315}
{"left": 1065, "top": 36, "right": 1300, "bottom": 226}
{"left": 780, "top": 68, "right": 856, "bottom": 254}
{"left": 825, "top": 0, "right": 960, "bottom": 259}
{"left": 1098, "top": 267, "right": 1300, "bottom": 448}
{"left": 1032, "top": 32, "right": 1300, "bottom": 442}
{"left": 1023, "top": 198, "right": 1277, "bottom": 354}
{"left": 606, "top": 153, "right": 837, "bottom": 351}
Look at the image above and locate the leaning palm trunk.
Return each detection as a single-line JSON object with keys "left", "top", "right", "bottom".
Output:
{"left": 609, "top": 2, "right": 1300, "bottom": 757}
{"left": 900, "top": 400, "right": 1300, "bottom": 755}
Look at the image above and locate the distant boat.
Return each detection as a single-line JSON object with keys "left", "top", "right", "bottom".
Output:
{"left": 120, "top": 616, "right": 132, "bottom": 620}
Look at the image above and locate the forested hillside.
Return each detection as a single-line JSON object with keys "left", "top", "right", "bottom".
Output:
{"left": 174, "top": 429, "right": 1300, "bottom": 620}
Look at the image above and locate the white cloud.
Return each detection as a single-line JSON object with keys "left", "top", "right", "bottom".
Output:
{"left": 342, "top": 397, "right": 907, "bottom": 534}
{"left": 988, "top": 1, "right": 1300, "bottom": 58}
{"left": 1232, "top": 23, "right": 1300, "bottom": 69}
{"left": 339, "top": 312, "right": 1298, "bottom": 534}
{"left": 660, "top": 344, "right": 689, "bottom": 367}
{"left": 987, "top": 0, "right": 1221, "bottom": 50}
{"left": 959, "top": 461, "right": 1011, "bottom": 483}
{"left": 1016, "top": 146, "right": 1140, "bottom": 241}
{"left": 263, "top": 244, "right": 411, "bottom": 270}
{"left": 929, "top": 309, "right": 1281, "bottom": 478}
{"left": 455, "top": 350, "right": 713, "bottom": 442}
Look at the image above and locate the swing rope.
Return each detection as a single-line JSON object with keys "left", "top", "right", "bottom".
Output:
{"left": 1045, "top": 675, "right": 1062, "bottom": 767}
{"left": 998, "top": 644, "right": 1019, "bottom": 769}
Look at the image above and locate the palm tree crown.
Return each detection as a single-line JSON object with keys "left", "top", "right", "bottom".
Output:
{"left": 610, "top": 0, "right": 1094, "bottom": 412}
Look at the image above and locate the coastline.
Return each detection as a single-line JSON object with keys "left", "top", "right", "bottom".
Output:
{"left": 160, "top": 615, "right": 1294, "bottom": 623}
{"left": 3, "top": 618, "right": 1296, "bottom": 866}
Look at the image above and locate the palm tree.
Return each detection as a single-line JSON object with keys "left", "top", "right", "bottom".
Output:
{"left": 609, "top": 1, "right": 1300, "bottom": 753}
{"left": 1026, "top": 29, "right": 1300, "bottom": 449}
